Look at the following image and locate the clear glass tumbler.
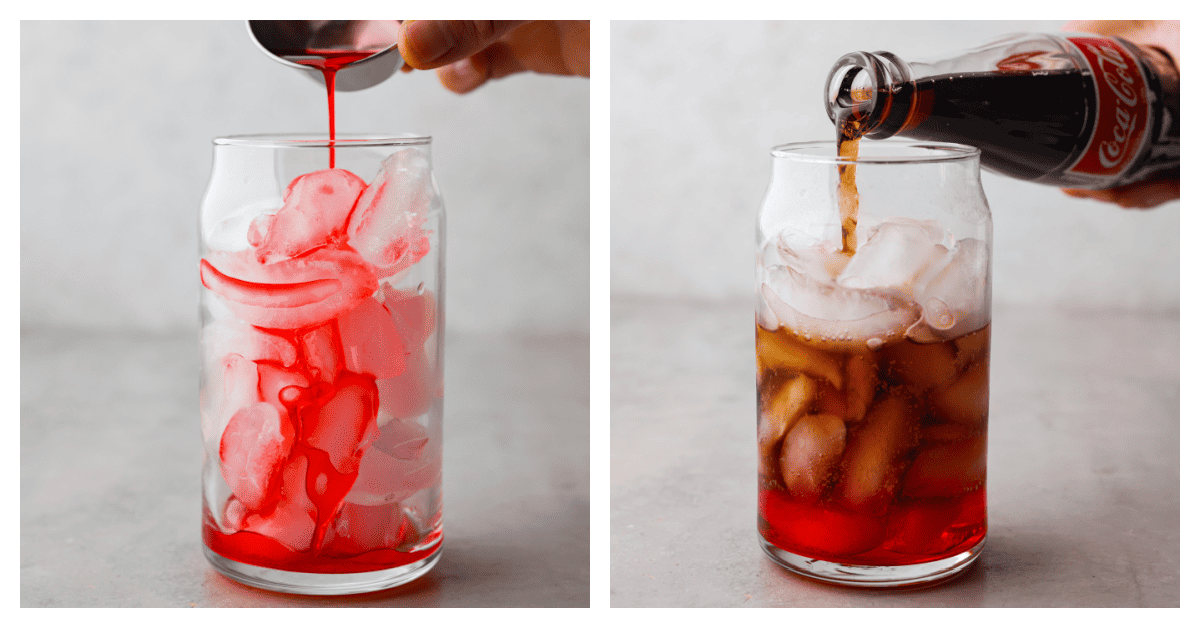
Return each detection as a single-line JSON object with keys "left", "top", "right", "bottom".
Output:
{"left": 756, "top": 140, "right": 991, "bottom": 587}
{"left": 198, "top": 134, "right": 445, "bottom": 594}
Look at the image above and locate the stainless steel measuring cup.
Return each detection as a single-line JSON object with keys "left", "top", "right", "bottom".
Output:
{"left": 247, "top": 20, "right": 406, "bottom": 91}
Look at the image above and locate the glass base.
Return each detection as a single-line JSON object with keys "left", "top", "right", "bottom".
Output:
{"left": 204, "top": 546, "right": 441, "bottom": 595}
{"left": 759, "top": 534, "right": 984, "bottom": 588}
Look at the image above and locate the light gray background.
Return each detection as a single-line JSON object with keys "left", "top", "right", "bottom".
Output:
{"left": 611, "top": 20, "right": 1179, "bottom": 311}
{"left": 21, "top": 20, "right": 590, "bottom": 335}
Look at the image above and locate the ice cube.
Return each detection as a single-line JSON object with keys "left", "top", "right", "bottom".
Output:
{"left": 343, "top": 419, "right": 438, "bottom": 507}
{"left": 204, "top": 319, "right": 297, "bottom": 368}
{"left": 374, "top": 286, "right": 438, "bottom": 418}
{"left": 756, "top": 328, "right": 843, "bottom": 388}
{"left": 201, "top": 353, "right": 261, "bottom": 455}
{"left": 337, "top": 295, "right": 408, "bottom": 379}
{"left": 347, "top": 149, "right": 435, "bottom": 276}
{"left": 837, "top": 218, "right": 950, "bottom": 297}
{"left": 382, "top": 285, "right": 437, "bottom": 342}
{"left": 843, "top": 352, "right": 878, "bottom": 423}
{"left": 902, "top": 434, "right": 987, "bottom": 498}
{"left": 775, "top": 233, "right": 850, "bottom": 284}
{"left": 302, "top": 374, "right": 380, "bottom": 475}
{"left": 321, "top": 502, "right": 412, "bottom": 555}
{"left": 344, "top": 449, "right": 439, "bottom": 507}
{"left": 756, "top": 291, "right": 781, "bottom": 331}
{"left": 244, "top": 455, "right": 317, "bottom": 551}
{"left": 372, "top": 418, "right": 430, "bottom": 460}
{"left": 378, "top": 366, "right": 434, "bottom": 421}
{"left": 912, "top": 238, "right": 990, "bottom": 340}
{"left": 761, "top": 265, "right": 919, "bottom": 352}
{"left": 835, "top": 395, "right": 919, "bottom": 515}
{"left": 223, "top": 496, "right": 249, "bottom": 530}
{"left": 219, "top": 401, "right": 295, "bottom": 510}
{"left": 779, "top": 413, "right": 846, "bottom": 501}
{"left": 881, "top": 339, "right": 959, "bottom": 393}
{"left": 252, "top": 169, "right": 367, "bottom": 264}
{"left": 205, "top": 198, "right": 280, "bottom": 253}
{"left": 257, "top": 362, "right": 309, "bottom": 417}
{"left": 931, "top": 361, "right": 989, "bottom": 427}
{"left": 301, "top": 323, "right": 343, "bottom": 384}
{"left": 200, "top": 247, "right": 378, "bottom": 330}
{"left": 758, "top": 374, "right": 818, "bottom": 455}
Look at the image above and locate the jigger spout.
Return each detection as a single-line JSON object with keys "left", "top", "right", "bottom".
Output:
{"left": 247, "top": 20, "right": 405, "bottom": 92}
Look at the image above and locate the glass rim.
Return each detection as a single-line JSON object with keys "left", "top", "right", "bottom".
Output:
{"left": 770, "top": 139, "right": 981, "bottom": 164}
{"left": 213, "top": 133, "right": 431, "bottom": 147}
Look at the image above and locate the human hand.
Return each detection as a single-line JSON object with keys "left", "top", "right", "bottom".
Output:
{"left": 397, "top": 21, "right": 589, "bottom": 94}
{"left": 1059, "top": 20, "right": 1179, "bottom": 209}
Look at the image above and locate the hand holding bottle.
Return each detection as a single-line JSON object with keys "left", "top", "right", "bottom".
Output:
{"left": 397, "top": 21, "right": 589, "bottom": 94}
{"left": 1060, "top": 20, "right": 1179, "bottom": 209}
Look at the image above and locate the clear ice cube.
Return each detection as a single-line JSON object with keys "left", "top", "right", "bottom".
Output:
{"left": 344, "top": 418, "right": 440, "bottom": 507}
{"left": 913, "top": 237, "right": 989, "bottom": 339}
{"left": 337, "top": 295, "right": 408, "bottom": 379}
{"left": 761, "top": 265, "right": 919, "bottom": 350}
{"left": 219, "top": 401, "right": 294, "bottom": 510}
{"left": 253, "top": 169, "right": 367, "bottom": 264}
{"left": 837, "top": 218, "right": 951, "bottom": 298}
{"left": 347, "top": 149, "right": 435, "bottom": 276}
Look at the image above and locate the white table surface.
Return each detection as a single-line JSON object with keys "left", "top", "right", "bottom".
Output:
{"left": 21, "top": 327, "right": 589, "bottom": 607}
{"left": 611, "top": 297, "right": 1179, "bottom": 607}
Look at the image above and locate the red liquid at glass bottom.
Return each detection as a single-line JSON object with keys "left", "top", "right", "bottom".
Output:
{"left": 758, "top": 488, "right": 986, "bottom": 566}
{"left": 204, "top": 507, "right": 441, "bottom": 574}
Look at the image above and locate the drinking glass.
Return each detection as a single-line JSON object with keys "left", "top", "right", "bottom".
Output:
{"left": 198, "top": 134, "right": 445, "bottom": 594}
{"left": 756, "top": 139, "right": 991, "bottom": 587}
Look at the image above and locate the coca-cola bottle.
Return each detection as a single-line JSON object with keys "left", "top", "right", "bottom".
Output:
{"left": 824, "top": 33, "right": 1179, "bottom": 189}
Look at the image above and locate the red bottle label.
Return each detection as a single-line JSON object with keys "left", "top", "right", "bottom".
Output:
{"left": 1066, "top": 36, "right": 1151, "bottom": 179}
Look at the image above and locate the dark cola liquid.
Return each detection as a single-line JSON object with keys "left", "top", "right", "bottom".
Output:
{"left": 756, "top": 323, "right": 990, "bottom": 566}
{"left": 879, "top": 70, "right": 1094, "bottom": 182}
{"left": 835, "top": 115, "right": 863, "bottom": 255}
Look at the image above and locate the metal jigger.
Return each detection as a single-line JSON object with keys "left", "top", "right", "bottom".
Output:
{"left": 246, "top": 20, "right": 406, "bottom": 92}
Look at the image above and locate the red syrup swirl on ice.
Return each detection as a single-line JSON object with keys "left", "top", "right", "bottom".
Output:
{"left": 201, "top": 160, "right": 438, "bottom": 572}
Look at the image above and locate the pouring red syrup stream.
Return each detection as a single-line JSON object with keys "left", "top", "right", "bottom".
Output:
{"left": 279, "top": 50, "right": 379, "bottom": 168}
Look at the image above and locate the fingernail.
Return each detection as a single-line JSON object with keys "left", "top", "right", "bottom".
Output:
{"left": 404, "top": 21, "right": 455, "bottom": 65}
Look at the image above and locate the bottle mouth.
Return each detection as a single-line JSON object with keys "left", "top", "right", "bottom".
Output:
{"left": 825, "top": 52, "right": 877, "bottom": 123}
{"left": 824, "top": 51, "right": 911, "bottom": 135}
{"left": 829, "top": 64, "right": 876, "bottom": 109}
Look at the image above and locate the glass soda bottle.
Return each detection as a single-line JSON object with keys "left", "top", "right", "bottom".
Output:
{"left": 824, "top": 33, "right": 1179, "bottom": 190}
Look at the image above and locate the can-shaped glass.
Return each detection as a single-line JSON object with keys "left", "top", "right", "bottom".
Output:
{"left": 198, "top": 134, "right": 445, "bottom": 595}
{"left": 756, "top": 140, "right": 991, "bottom": 587}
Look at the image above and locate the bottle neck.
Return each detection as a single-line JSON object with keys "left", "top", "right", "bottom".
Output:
{"left": 825, "top": 51, "right": 921, "bottom": 139}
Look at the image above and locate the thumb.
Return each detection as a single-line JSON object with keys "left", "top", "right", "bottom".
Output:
{"left": 398, "top": 20, "right": 530, "bottom": 70}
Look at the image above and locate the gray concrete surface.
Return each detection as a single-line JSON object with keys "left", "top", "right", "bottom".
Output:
{"left": 21, "top": 328, "right": 589, "bottom": 607}
{"left": 611, "top": 297, "right": 1179, "bottom": 607}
